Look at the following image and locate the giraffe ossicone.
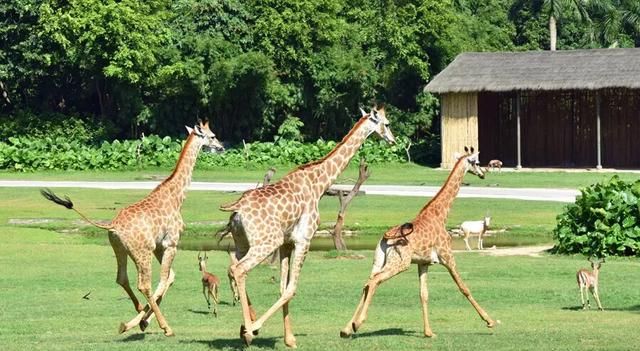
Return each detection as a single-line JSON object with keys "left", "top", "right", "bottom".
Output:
{"left": 41, "top": 121, "right": 223, "bottom": 337}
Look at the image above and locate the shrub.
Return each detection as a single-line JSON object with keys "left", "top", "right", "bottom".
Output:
{"left": 0, "top": 133, "right": 411, "bottom": 171}
{"left": 552, "top": 175, "right": 640, "bottom": 257}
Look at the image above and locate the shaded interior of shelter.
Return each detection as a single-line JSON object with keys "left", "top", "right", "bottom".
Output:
{"left": 478, "top": 89, "right": 640, "bottom": 168}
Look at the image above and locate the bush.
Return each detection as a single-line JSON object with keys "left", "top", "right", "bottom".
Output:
{"left": 552, "top": 175, "right": 640, "bottom": 257}
{"left": 0, "top": 133, "right": 411, "bottom": 171}
{"left": 0, "top": 111, "right": 110, "bottom": 144}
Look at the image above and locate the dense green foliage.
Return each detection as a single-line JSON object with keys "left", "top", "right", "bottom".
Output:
{"left": 553, "top": 176, "right": 640, "bottom": 258}
{"left": 0, "top": 134, "right": 411, "bottom": 171}
{"left": 2, "top": 0, "right": 638, "bottom": 151}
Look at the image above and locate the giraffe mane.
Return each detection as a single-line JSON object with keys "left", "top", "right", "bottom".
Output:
{"left": 420, "top": 154, "right": 467, "bottom": 211}
{"left": 153, "top": 131, "right": 197, "bottom": 192}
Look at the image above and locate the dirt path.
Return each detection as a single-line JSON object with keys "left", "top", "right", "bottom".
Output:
{"left": 459, "top": 245, "right": 554, "bottom": 257}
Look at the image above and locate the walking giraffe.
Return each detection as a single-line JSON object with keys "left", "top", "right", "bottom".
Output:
{"left": 220, "top": 106, "right": 396, "bottom": 347}
{"left": 340, "top": 147, "right": 496, "bottom": 338}
{"left": 41, "top": 121, "right": 223, "bottom": 336}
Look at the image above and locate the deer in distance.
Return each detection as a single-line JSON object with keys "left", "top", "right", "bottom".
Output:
{"left": 577, "top": 257, "right": 604, "bottom": 311}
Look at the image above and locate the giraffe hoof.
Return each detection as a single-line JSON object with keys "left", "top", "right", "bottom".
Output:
{"left": 339, "top": 328, "right": 353, "bottom": 338}
{"left": 486, "top": 320, "right": 496, "bottom": 329}
{"left": 424, "top": 331, "right": 435, "bottom": 338}
{"left": 164, "top": 328, "right": 175, "bottom": 337}
{"left": 241, "top": 331, "right": 254, "bottom": 346}
{"left": 285, "top": 337, "right": 297, "bottom": 348}
{"left": 118, "top": 322, "right": 127, "bottom": 334}
{"left": 139, "top": 319, "right": 149, "bottom": 332}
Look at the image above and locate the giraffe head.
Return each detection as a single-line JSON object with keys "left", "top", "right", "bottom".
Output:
{"left": 459, "top": 146, "right": 485, "bottom": 179}
{"left": 186, "top": 121, "right": 224, "bottom": 152}
{"left": 360, "top": 105, "right": 396, "bottom": 144}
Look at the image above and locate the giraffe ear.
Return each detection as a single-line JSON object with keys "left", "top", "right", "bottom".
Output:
{"left": 185, "top": 126, "right": 194, "bottom": 134}
{"left": 359, "top": 107, "right": 367, "bottom": 117}
{"left": 453, "top": 152, "right": 462, "bottom": 160}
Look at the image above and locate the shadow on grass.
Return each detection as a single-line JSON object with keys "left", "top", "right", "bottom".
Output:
{"left": 186, "top": 337, "right": 279, "bottom": 350}
{"left": 351, "top": 328, "right": 419, "bottom": 339}
{"left": 118, "top": 333, "right": 146, "bottom": 342}
{"left": 562, "top": 305, "right": 640, "bottom": 312}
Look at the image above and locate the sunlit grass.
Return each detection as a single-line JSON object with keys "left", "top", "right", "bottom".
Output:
{"left": 1, "top": 226, "right": 640, "bottom": 351}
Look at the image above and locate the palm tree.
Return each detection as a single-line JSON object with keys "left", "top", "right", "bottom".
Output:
{"left": 543, "top": 0, "right": 590, "bottom": 50}
{"left": 587, "top": 0, "right": 640, "bottom": 48}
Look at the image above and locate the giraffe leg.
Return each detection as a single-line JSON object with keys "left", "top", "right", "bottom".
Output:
{"left": 120, "top": 247, "right": 177, "bottom": 335}
{"left": 108, "top": 234, "right": 143, "bottom": 313}
{"left": 440, "top": 253, "right": 495, "bottom": 328}
{"left": 245, "top": 242, "right": 311, "bottom": 344}
{"left": 340, "top": 254, "right": 410, "bottom": 337}
{"left": 418, "top": 263, "right": 434, "bottom": 337}
{"left": 232, "top": 245, "right": 280, "bottom": 346}
{"left": 138, "top": 246, "right": 177, "bottom": 330}
{"left": 279, "top": 244, "right": 297, "bottom": 348}
{"left": 352, "top": 263, "right": 409, "bottom": 332}
{"left": 135, "top": 252, "right": 174, "bottom": 336}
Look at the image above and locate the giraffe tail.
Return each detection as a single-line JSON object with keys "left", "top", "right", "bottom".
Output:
{"left": 219, "top": 198, "right": 241, "bottom": 212}
{"left": 40, "top": 188, "right": 113, "bottom": 230}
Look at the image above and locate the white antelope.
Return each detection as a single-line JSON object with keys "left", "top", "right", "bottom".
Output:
{"left": 576, "top": 257, "right": 604, "bottom": 310}
{"left": 198, "top": 252, "right": 221, "bottom": 317}
{"left": 460, "top": 215, "right": 491, "bottom": 251}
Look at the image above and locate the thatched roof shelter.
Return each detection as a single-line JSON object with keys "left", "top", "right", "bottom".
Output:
{"left": 426, "top": 48, "right": 640, "bottom": 93}
{"left": 424, "top": 48, "right": 640, "bottom": 169}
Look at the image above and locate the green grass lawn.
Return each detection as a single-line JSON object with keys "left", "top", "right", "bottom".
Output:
{"left": 1, "top": 162, "right": 638, "bottom": 188}
{"left": 2, "top": 225, "right": 640, "bottom": 351}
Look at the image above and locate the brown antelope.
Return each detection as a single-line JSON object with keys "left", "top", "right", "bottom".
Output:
{"left": 487, "top": 159, "right": 503, "bottom": 172}
{"left": 460, "top": 214, "right": 491, "bottom": 251}
{"left": 576, "top": 257, "right": 604, "bottom": 310}
{"left": 198, "top": 252, "right": 221, "bottom": 317}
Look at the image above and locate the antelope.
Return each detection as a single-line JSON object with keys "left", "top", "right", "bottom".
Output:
{"left": 487, "top": 159, "right": 503, "bottom": 172}
{"left": 460, "top": 214, "right": 491, "bottom": 251}
{"left": 198, "top": 252, "right": 220, "bottom": 317}
{"left": 577, "top": 257, "right": 604, "bottom": 310}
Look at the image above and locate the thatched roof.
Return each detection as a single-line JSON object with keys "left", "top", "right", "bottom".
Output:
{"left": 424, "top": 48, "right": 640, "bottom": 93}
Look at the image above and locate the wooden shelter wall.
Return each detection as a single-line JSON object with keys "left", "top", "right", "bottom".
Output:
{"left": 479, "top": 91, "right": 598, "bottom": 167}
{"left": 601, "top": 89, "right": 640, "bottom": 168}
{"left": 441, "top": 93, "right": 478, "bottom": 168}
{"left": 478, "top": 92, "right": 517, "bottom": 166}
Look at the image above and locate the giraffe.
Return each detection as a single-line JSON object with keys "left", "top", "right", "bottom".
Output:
{"left": 40, "top": 121, "right": 223, "bottom": 336}
{"left": 220, "top": 106, "right": 396, "bottom": 347}
{"left": 340, "top": 147, "right": 496, "bottom": 339}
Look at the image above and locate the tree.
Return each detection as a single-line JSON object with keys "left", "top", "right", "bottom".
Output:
{"left": 542, "top": 0, "right": 590, "bottom": 50}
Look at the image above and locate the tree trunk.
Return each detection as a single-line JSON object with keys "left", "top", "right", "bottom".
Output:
{"left": 331, "top": 159, "right": 370, "bottom": 251}
{"left": 549, "top": 15, "right": 557, "bottom": 51}
{"left": 333, "top": 200, "right": 348, "bottom": 251}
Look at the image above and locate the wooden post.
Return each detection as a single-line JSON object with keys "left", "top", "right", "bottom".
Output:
{"left": 596, "top": 92, "right": 602, "bottom": 170}
{"left": 332, "top": 159, "right": 370, "bottom": 251}
{"left": 516, "top": 92, "right": 522, "bottom": 169}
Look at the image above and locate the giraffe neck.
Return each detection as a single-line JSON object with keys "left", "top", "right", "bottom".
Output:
{"left": 297, "top": 117, "right": 370, "bottom": 198}
{"left": 419, "top": 156, "right": 467, "bottom": 220}
{"left": 153, "top": 133, "right": 202, "bottom": 209}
